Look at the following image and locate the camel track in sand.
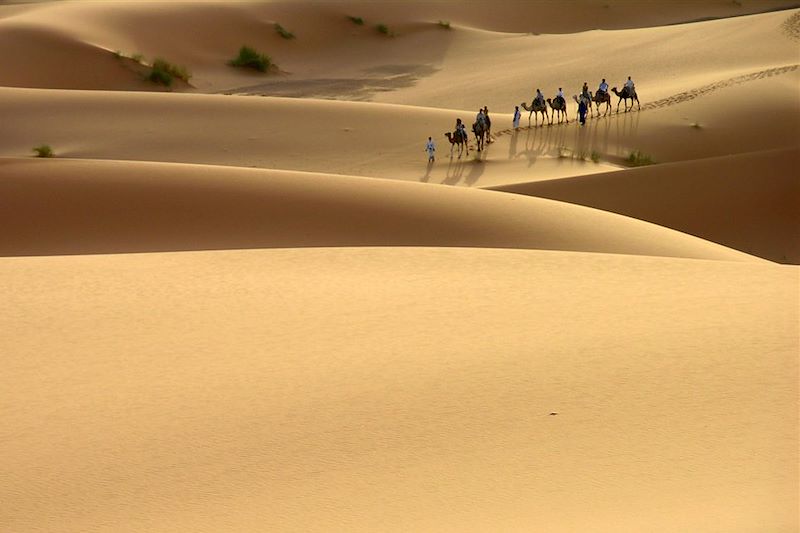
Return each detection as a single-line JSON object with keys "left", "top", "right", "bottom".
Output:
{"left": 490, "top": 64, "right": 799, "bottom": 138}
{"left": 642, "top": 64, "right": 799, "bottom": 110}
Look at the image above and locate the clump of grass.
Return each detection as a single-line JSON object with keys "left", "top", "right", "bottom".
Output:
{"left": 131, "top": 53, "right": 145, "bottom": 64}
{"left": 348, "top": 15, "right": 364, "bottom": 25}
{"left": 376, "top": 23, "right": 391, "bottom": 36}
{"left": 32, "top": 145, "right": 54, "bottom": 158}
{"left": 590, "top": 150, "right": 600, "bottom": 163}
{"left": 437, "top": 20, "right": 451, "bottom": 29}
{"left": 274, "top": 23, "right": 295, "bottom": 39}
{"left": 147, "top": 58, "right": 191, "bottom": 86}
{"left": 557, "top": 146, "right": 572, "bottom": 159}
{"left": 627, "top": 150, "right": 654, "bottom": 166}
{"left": 229, "top": 46, "right": 272, "bottom": 72}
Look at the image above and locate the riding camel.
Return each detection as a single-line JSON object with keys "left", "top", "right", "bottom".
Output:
{"left": 444, "top": 131, "right": 468, "bottom": 158}
{"left": 472, "top": 119, "right": 488, "bottom": 152}
{"left": 547, "top": 97, "right": 569, "bottom": 124}
{"left": 520, "top": 99, "right": 549, "bottom": 127}
{"left": 611, "top": 86, "right": 640, "bottom": 112}
{"left": 591, "top": 91, "right": 612, "bottom": 116}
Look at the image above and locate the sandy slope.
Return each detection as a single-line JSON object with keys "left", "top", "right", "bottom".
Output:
{"left": 0, "top": 157, "right": 758, "bottom": 261}
{"left": 1, "top": 1, "right": 797, "bottom": 97}
{"left": 1, "top": 247, "right": 797, "bottom": 532}
{"left": 491, "top": 148, "right": 800, "bottom": 264}
{"left": 1, "top": 1, "right": 798, "bottom": 531}
{"left": 1, "top": 69, "right": 797, "bottom": 188}
{"left": 0, "top": 86, "right": 623, "bottom": 185}
{"left": 1, "top": 6, "right": 797, "bottom": 190}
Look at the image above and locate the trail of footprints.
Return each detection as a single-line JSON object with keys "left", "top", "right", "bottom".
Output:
{"left": 642, "top": 64, "right": 799, "bottom": 110}
{"left": 490, "top": 63, "right": 799, "bottom": 140}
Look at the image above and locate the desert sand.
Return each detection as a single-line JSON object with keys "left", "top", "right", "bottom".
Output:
{"left": 1, "top": 1, "right": 798, "bottom": 532}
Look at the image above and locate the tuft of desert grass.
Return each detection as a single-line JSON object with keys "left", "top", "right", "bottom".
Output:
{"left": 229, "top": 46, "right": 273, "bottom": 73}
{"left": 32, "top": 144, "right": 54, "bottom": 158}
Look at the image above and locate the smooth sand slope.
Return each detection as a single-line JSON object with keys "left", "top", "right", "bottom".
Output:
{"left": 1, "top": 247, "right": 797, "bottom": 532}
{"left": 491, "top": 148, "right": 800, "bottom": 264}
{"left": 0, "top": 157, "right": 757, "bottom": 261}
{"left": 1, "top": 1, "right": 798, "bottom": 532}
{"left": 1, "top": 1, "right": 797, "bottom": 97}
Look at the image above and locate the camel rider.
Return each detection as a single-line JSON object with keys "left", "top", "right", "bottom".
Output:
{"left": 535, "top": 89, "right": 545, "bottom": 106}
{"left": 624, "top": 76, "right": 635, "bottom": 94}
{"left": 476, "top": 108, "right": 487, "bottom": 130}
{"left": 455, "top": 118, "right": 467, "bottom": 142}
{"left": 581, "top": 82, "right": 591, "bottom": 101}
{"left": 598, "top": 78, "right": 608, "bottom": 97}
{"left": 556, "top": 87, "right": 565, "bottom": 106}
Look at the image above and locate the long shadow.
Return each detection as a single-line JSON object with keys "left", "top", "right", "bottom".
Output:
{"left": 443, "top": 157, "right": 466, "bottom": 185}
{"left": 421, "top": 159, "right": 434, "bottom": 183}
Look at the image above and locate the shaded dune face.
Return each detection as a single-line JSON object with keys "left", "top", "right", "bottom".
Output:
{"left": 0, "top": 2, "right": 798, "bottom": 533}
{"left": 491, "top": 148, "right": 800, "bottom": 264}
{"left": 0, "top": 158, "right": 758, "bottom": 262}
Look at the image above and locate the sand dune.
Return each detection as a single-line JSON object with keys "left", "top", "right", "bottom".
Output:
{"left": 0, "top": 86, "right": 624, "bottom": 185}
{"left": 0, "top": 157, "right": 758, "bottom": 261}
{"left": 1, "top": 1, "right": 798, "bottom": 531}
{"left": 1, "top": 1, "right": 798, "bottom": 104}
{"left": 1, "top": 247, "right": 797, "bottom": 532}
{"left": 491, "top": 148, "right": 800, "bottom": 264}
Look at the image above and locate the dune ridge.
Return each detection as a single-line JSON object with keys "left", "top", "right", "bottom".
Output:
{"left": 0, "top": 157, "right": 759, "bottom": 262}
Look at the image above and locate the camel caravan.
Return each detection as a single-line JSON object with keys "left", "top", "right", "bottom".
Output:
{"left": 522, "top": 77, "right": 640, "bottom": 127}
{"left": 444, "top": 76, "right": 640, "bottom": 158}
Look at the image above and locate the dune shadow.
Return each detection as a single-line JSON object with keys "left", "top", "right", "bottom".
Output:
{"left": 225, "top": 64, "right": 439, "bottom": 101}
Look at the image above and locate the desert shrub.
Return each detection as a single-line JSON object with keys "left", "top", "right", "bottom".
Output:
{"left": 348, "top": 15, "right": 364, "bottom": 25}
{"left": 32, "top": 145, "right": 54, "bottom": 158}
{"left": 229, "top": 46, "right": 272, "bottom": 72}
{"left": 131, "top": 53, "right": 145, "bottom": 64}
{"left": 437, "top": 20, "right": 451, "bottom": 29}
{"left": 590, "top": 151, "right": 600, "bottom": 163}
{"left": 147, "top": 58, "right": 191, "bottom": 86}
{"left": 376, "top": 23, "right": 390, "bottom": 35}
{"left": 274, "top": 23, "right": 295, "bottom": 39}
{"left": 627, "top": 150, "right": 654, "bottom": 166}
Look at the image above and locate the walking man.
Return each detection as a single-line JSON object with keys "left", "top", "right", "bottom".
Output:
{"left": 425, "top": 136, "right": 436, "bottom": 162}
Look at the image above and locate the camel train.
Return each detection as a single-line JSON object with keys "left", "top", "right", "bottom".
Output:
{"left": 445, "top": 79, "right": 639, "bottom": 157}
{"left": 520, "top": 80, "right": 639, "bottom": 127}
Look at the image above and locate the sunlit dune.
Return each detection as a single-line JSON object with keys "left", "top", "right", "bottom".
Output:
{"left": 1, "top": 1, "right": 797, "bottom": 531}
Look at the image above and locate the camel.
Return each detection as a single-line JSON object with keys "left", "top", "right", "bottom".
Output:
{"left": 589, "top": 90, "right": 612, "bottom": 116}
{"left": 611, "top": 86, "right": 640, "bottom": 112}
{"left": 520, "top": 99, "right": 549, "bottom": 127}
{"left": 547, "top": 97, "right": 568, "bottom": 125}
{"left": 472, "top": 119, "right": 488, "bottom": 152}
{"left": 444, "top": 130, "right": 468, "bottom": 158}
